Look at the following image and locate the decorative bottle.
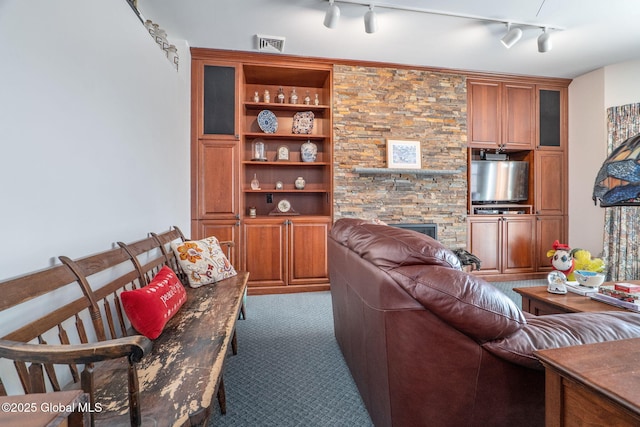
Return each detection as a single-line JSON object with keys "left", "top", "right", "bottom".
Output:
{"left": 304, "top": 91, "right": 311, "bottom": 105}
{"left": 301, "top": 140, "right": 317, "bottom": 162}
{"left": 290, "top": 88, "right": 298, "bottom": 104}
{"left": 250, "top": 174, "right": 260, "bottom": 190}
{"left": 264, "top": 90, "right": 270, "bottom": 103}
{"left": 253, "top": 91, "right": 260, "bottom": 103}
{"left": 277, "top": 87, "right": 285, "bottom": 104}
{"left": 295, "top": 176, "right": 306, "bottom": 190}
{"left": 314, "top": 93, "right": 320, "bottom": 106}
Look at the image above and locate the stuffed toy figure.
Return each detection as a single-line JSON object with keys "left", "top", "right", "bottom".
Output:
{"left": 566, "top": 249, "right": 605, "bottom": 281}
{"left": 546, "top": 240, "right": 575, "bottom": 276}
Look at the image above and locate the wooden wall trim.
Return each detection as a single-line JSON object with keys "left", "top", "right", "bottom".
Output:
{"left": 190, "top": 47, "right": 572, "bottom": 87}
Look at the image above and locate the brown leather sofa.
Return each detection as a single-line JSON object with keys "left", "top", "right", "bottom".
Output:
{"left": 328, "top": 218, "right": 640, "bottom": 427}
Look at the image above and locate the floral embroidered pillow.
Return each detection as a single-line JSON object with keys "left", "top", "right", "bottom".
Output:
{"left": 171, "top": 236, "right": 237, "bottom": 288}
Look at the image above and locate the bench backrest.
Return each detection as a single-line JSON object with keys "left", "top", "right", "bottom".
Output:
{"left": 0, "top": 226, "right": 187, "bottom": 396}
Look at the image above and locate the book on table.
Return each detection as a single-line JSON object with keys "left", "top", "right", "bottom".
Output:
{"left": 614, "top": 282, "right": 640, "bottom": 293}
{"left": 591, "top": 291, "right": 640, "bottom": 312}
{"left": 598, "top": 285, "right": 640, "bottom": 302}
{"left": 565, "top": 281, "right": 598, "bottom": 296}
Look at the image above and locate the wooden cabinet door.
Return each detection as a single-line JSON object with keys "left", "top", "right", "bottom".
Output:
{"left": 192, "top": 219, "right": 240, "bottom": 268}
{"left": 536, "top": 215, "right": 565, "bottom": 272}
{"left": 288, "top": 218, "right": 330, "bottom": 285}
{"left": 194, "top": 141, "right": 239, "bottom": 219}
{"left": 467, "top": 216, "right": 501, "bottom": 274}
{"left": 535, "top": 150, "right": 565, "bottom": 215}
{"left": 243, "top": 220, "right": 286, "bottom": 288}
{"left": 503, "top": 83, "right": 535, "bottom": 149}
{"left": 502, "top": 215, "right": 536, "bottom": 274}
{"left": 468, "top": 80, "right": 501, "bottom": 147}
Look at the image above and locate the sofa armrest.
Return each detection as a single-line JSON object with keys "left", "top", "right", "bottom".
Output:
{"left": 483, "top": 311, "right": 640, "bottom": 369}
{"left": 0, "top": 335, "right": 152, "bottom": 365}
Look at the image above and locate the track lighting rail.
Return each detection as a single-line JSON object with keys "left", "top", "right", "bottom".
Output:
{"left": 328, "top": 0, "right": 564, "bottom": 31}
{"left": 324, "top": 0, "right": 562, "bottom": 51}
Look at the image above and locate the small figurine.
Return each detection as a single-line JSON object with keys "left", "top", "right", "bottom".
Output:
{"left": 547, "top": 240, "right": 575, "bottom": 277}
{"left": 264, "top": 90, "right": 270, "bottom": 103}
{"left": 253, "top": 91, "right": 260, "bottom": 103}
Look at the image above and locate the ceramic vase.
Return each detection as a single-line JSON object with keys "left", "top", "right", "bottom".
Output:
{"left": 300, "top": 140, "right": 317, "bottom": 162}
{"left": 295, "top": 176, "right": 306, "bottom": 190}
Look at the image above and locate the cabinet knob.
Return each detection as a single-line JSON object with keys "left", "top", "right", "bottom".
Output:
{"left": 235, "top": 214, "right": 240, "bottom": 219}
{"left": 235, "top": 221, "right": 240, "bottom": 226}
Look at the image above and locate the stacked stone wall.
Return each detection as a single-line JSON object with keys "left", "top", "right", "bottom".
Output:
{"left": 333, "top": 65, "right": 468, "bottom": 248}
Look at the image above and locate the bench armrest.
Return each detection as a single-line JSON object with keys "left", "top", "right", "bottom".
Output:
{"left": 0, "top": 335, "right": 152, "bottom": 365}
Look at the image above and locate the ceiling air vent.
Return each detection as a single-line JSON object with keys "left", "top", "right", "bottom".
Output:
{"left": 255, "top": 34, "right": 286, "bottom": 53}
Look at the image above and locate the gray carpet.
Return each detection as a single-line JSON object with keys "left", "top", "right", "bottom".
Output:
{"left": 209, "top": 291, "right": 374, "bottom": 426}
{"left": 209, "top": 280, "right": 542, "bottom": 426}
{"left": 489, "top": 279, "right": 547, "bottom": 308}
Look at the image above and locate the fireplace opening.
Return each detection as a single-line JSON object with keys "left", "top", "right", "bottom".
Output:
{"left": 390, "top": 223, "right": 437, "bottom": 240}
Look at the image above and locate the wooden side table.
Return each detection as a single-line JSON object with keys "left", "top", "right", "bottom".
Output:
{"left": 515, "top": 285, "right": 628, "bottom": 315}
{"left": 0, "top": 390, "right": 89, "bottom": 427}
{"left": 535, "top": 338, "right": 640, "bottom": 427}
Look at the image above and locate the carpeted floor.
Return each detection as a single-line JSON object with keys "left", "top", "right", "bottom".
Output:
{"left": 209, "top": 280, "right": 542, "bottom": 426}
{"left": 489, "top": 279, "right": 547, "bottom": 307}
{"left": 209, "top": 291, "right": 374, "bottom": 426}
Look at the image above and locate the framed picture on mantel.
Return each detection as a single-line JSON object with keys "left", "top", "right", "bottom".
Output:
{"left": 387, "top": 139, "right": 421, "bottom": 169}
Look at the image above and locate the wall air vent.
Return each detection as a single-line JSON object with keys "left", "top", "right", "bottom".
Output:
{"left": 255, "top": 34, "right": 286, "bottom": 53}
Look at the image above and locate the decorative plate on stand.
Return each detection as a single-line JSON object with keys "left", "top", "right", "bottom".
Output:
{"left": 257, "top": 110, "right": 278, "bottom": 133}
{"left": 292, "top": 111, "right": 314, "bottom": 134}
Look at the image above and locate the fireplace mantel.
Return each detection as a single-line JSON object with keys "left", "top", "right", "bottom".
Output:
{"left": 352, "top": 167, "right": 462, "bottom": 176}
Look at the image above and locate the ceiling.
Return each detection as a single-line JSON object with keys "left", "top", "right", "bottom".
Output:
{"left": 137, "top": 0, "right": 640, "bottom": 79}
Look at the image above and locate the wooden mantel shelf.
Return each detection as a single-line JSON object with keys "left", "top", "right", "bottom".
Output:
{"left": 353, "top": 167, "right": 462, "bottom": 175}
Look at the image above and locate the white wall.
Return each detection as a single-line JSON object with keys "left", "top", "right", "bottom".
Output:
{"left": 568, "top": 69, "right": 606, "bottom": 255}
{"left": 604, "top": 60, "right": 640, "bottom": 108}
{"left": 0, "top": 0, "right": 191, "bottom": 281}
{"left": 568, "top": 59, "right": 640, "bottom": 256}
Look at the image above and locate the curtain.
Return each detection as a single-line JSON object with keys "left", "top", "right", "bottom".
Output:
{"left": 603, "top": 103, "right": 640, "bottom": 281}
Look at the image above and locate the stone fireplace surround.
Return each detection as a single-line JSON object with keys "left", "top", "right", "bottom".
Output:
{"left": 332, "top": 65, "right": 467, "bottom": 250}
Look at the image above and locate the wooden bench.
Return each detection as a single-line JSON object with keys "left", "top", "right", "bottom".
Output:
{"left": 0, "top": 227, "right": 248, "bottom": 426}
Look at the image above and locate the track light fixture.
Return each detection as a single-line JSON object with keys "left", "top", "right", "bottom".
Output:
{"left": 500, "top": 23, "right": 523, "bottom": 49}
{"left": 537, "top": 27, "right": 552, "bottom": 53}
{"left": 323, "top": 0, "right": 340, "bottom": 29}
{"left": 321, "top": 1, "right": 563, "bottom": 52}
{"left": 364, "top": 5, "right": 377, "bottom": 34}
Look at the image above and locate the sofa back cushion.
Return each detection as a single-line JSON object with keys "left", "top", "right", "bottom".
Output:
{"left": 331, "top": 218, "right": 461, "bottom": 270}
{"left": 388, "top": 265, "right": 526, "bottom": 342}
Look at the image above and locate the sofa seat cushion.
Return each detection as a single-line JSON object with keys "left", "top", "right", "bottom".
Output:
{"left": 333, "top": 220, "right": 461, "bottom": 270}
{"left": 389, "top": 265, "right": 526, "bottom": 342}
{"left": 483, "top": 311, "right": 640, "bottom": 369}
